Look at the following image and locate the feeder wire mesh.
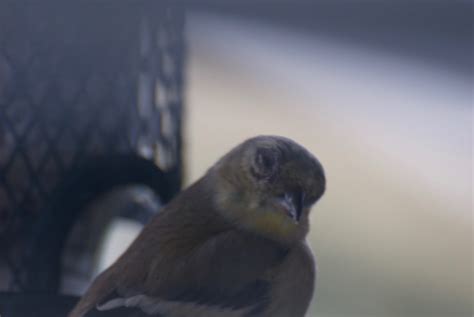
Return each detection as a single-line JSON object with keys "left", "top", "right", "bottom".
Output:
{"left": 0, "top": 2, "right": 185, "bottom": 292}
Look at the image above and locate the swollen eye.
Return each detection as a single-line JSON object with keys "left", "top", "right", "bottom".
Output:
{"left": 252, "top": 148, "right": 278, "bottom": 180}
{"left": 263, "top": 157, "right": 274, "bottom": 170}
{"left": 256, "top": 148, "right": 276, "bottom": 171}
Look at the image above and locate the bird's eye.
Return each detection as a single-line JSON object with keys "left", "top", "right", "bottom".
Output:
{"left": 251, "top": 147, "right": 278, "bottom": 180}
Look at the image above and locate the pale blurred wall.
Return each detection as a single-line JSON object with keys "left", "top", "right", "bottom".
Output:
{"left": 184, "top": 12, "right": 472, "bottom": 317}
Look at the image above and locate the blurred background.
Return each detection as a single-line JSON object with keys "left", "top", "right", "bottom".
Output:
{"left": 0, "top": 1, "right": 472, "bottom": 317}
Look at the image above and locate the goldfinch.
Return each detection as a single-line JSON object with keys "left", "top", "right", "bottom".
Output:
{"left": 69, "top": 135, "right": 326, "bottom": 317}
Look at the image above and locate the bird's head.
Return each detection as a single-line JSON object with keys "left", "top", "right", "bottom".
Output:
{"left": 209, "top": 135, "right": 326, "bottom": 244}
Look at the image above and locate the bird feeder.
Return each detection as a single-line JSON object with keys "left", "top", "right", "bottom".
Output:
{"left": 0, "top": 1, "right": 185, "bottom": 293}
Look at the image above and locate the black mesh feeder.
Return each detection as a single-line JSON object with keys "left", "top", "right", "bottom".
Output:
{"left": 0, "top": 1, "right": 185, "bottom": 300}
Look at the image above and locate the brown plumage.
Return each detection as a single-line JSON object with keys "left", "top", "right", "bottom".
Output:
{"left": 69, "top": 135, "right": 326, "bottom": 317}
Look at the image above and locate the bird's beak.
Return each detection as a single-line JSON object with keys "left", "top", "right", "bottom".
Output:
{"left": 278, "top": 191, "right": 304, "bottom": 222}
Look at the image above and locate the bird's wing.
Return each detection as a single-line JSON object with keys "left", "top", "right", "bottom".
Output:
{"left": 263, "top": 241, "right": 316, "bottom": 317}
{"left": 92, "top": 230, "right": 287, "bottom": 317}
{"left": 92, "top": 291, "right": 254, "bottom": 317}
